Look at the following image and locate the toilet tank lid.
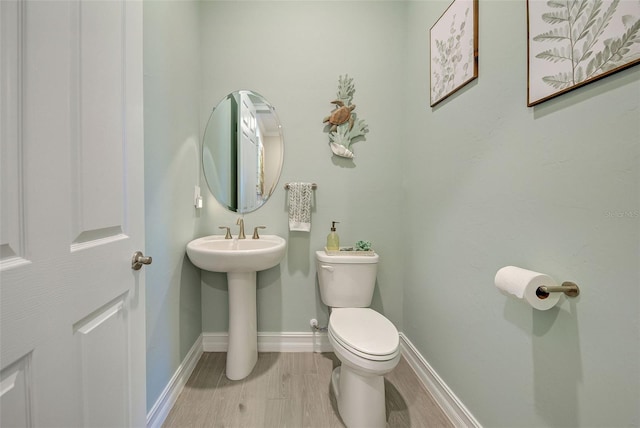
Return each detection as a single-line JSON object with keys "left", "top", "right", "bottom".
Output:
{"left": 315, "top": 250, "right": 379, "bottom": 264}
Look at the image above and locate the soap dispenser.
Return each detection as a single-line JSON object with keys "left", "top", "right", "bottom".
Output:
{"left": 326, "top": 221, "right": 340, "bottom": 251}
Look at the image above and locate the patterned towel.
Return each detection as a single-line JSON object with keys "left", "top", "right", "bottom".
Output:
{"left": 287, "top": 182, "right": 313, "bottom": 232}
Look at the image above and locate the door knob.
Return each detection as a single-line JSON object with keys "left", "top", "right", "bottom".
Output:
{"left": 131, "top": 251, "right": 152, "bottom": 270}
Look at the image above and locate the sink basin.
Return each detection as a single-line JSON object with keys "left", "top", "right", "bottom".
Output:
{"left": 186, "top": 233, "right": 286, "bottom": 380}
{"left": 186, "top": 234, "right": 286, "bottom": 273}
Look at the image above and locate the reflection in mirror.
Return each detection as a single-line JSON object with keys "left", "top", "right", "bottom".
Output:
{"left": 202, "top": 91, "right": 284, "bottom": 213}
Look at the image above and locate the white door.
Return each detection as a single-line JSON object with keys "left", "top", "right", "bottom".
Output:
{"left": 238, "top": 91, "right": 258, "bottom": 212}
{"left": 0, "top": 1, "right": 146, "bottom": 427}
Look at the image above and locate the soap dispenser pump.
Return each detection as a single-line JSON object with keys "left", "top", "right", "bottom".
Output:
{"left": 326, "top": 221, "right": 340, "bottom": 251}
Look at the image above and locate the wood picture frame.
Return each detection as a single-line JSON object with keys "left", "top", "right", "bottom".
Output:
{"left": 527, "top": 0, "right": 640, "bottom": 107}
{"left": 430, "top": 0, "right": 479, "bottom": 107}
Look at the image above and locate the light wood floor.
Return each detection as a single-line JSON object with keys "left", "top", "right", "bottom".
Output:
{"left": 162, "top": 352, "right": 453, "bottom": 428}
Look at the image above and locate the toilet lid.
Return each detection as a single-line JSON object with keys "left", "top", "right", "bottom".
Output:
{"left": 329, "top": 308, "right": 399, "bottom": 357}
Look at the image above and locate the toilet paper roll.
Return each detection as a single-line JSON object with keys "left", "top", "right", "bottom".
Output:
{"left": 495, "top": 266, "right": 561, "bottom": 311}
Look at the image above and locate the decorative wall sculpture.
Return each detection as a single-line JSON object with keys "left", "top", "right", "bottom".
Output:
{"left": 323, "top": 75, "right": 368, "bottom": 159}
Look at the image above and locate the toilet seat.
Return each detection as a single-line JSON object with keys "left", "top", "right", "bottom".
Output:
{"left": 329, "top": 308, "right": 399, "bottom": 361}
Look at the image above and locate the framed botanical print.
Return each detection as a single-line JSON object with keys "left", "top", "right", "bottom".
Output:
{"left": 430, "top": 0, "right": 479, "bottom": 107}
{"left": 527, "top": 0, "right": 640, "bottom": 106}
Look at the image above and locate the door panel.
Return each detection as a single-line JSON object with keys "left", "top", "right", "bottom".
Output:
{"left": 73, "top": 293, "right": 129, "bottom": 428}
{"left": 0, "top": 0, "right": 26, "bottom": 267}
{"left": 0, "top": 1, "right": 145, "bottom": 426}
{"left": 72, "top": 0, "right": 125, "bottom": 243}
{"left": 0, "top": 354, "right": 32, "bottom": 427}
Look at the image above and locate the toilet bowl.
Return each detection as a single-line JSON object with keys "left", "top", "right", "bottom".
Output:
{"left": 315, "top": 251, "right": 400, "bottom": 428}
{"left": 328, "top": 308, "right": 400, "bottom": 428}
{"left": 329, "top": 308, "right": 400, "bottom": 374}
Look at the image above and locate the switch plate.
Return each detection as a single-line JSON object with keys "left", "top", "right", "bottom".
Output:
{"left": 194, "top": 185, "right": 202, "bottom": 208}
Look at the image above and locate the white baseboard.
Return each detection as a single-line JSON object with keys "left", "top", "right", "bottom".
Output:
{"left": 147, "top": 331, "right": 479, "bottom": 428}
{"left": 202, "top": 331, "right": 332, "bottom": 353}
{"left": 146, "top": 335, "right": 203, "bottom": 428}
{"left": 399, "top": 333, "right": 482, "bottom": 428}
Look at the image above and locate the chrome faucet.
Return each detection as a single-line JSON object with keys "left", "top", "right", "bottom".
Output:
{"left": 236, "top": 217, "right": 246, "bottom": 239}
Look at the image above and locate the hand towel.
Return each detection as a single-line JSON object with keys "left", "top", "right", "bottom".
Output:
{"left": 287, "top": 182, "right": 313, "bottom": 232}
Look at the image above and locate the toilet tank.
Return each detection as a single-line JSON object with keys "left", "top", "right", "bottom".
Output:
{"left": 315, "top": 250, "right": 379, "bottom": 308}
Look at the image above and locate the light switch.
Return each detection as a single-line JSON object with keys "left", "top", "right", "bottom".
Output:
{"left": 194, "top": 185, "right": 203, "bottom": 209}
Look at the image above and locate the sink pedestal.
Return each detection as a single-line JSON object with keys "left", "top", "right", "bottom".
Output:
{"left": 226, "top": 271, "right": 257, "bottom": 380}
{"left": 185, "top": 234, "right": 286, "bottom": 380}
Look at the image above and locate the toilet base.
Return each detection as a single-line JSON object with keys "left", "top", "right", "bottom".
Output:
{"left": 331, "top": 365, "right": 387, "bottom": 428}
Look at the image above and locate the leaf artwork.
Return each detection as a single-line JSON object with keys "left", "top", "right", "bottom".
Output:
{"left": 528, "top": 0, "right": 640, "bottom": 105}
{"left": 323, "top": 75, "right": 368, "bottom": 159}
{"left": 430, "top": 0, "right": 477, "bottom": 106}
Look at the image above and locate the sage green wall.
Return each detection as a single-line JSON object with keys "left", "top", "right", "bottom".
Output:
{"left": 402, "top": 1, "right": 639, "bottom": 427}
{"left": 198, "top": 1, "right": 407, "bottom": 333}
{"left": 145, "top": 0, "right": 639, "bottom": 425}
{"left": 143, "top": 1, "right": 203, "bottom": 412}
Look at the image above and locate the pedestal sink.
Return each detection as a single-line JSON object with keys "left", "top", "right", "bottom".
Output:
{"left": 186, "top": 234, "right": 286, "bottom": 380}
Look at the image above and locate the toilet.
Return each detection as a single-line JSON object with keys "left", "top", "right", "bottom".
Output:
{"left": 315, "top": 250, "right": 400, "bottom": 428}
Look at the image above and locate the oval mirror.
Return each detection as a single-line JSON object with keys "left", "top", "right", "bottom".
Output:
{"left": 202, "top": 90, "right": 284, "bottom": 213}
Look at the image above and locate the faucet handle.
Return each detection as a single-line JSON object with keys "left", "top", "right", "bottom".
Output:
{"left": 252, "top": 226, "right": 266, "bottom": 239}
{"left": 218, "top": 226, "right": 232, "bottom": 239}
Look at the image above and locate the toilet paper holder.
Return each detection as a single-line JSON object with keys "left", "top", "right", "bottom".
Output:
{"left": 535, "top": 281, "right": 580, "bottom": 299}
